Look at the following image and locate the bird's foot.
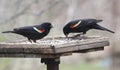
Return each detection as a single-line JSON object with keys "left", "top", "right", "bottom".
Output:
{"left": 79, "top": 35, "right": 87, "bottom": 40}
{"left": 71, "top": 34, "right": 88, "bottom": 40}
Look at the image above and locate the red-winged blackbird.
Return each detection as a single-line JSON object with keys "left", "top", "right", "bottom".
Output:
{"left": 2, "top": 22, "right": 53, "bottom": 43}
{"left": 63, "top": 19, "right": 114, "bottom": 37}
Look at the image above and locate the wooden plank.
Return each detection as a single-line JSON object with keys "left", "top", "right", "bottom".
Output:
{"left": 0, "top": 53, "right": 72, "bottom": 58}
{"left": 51, "top": 37, "right": 109, "bottom": 53}
{"left": 0, "top": 36, "right": 109, "bottom": 58}
{"left": 55, "top": 41, "right": 108, "bottom": 53}
{"left": 74, "top": 47, "right": 104, "bottom": 53}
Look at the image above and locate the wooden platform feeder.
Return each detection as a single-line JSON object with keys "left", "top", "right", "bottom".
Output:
{"left": 0, "top": 36, "right": 109, "bottom": 70}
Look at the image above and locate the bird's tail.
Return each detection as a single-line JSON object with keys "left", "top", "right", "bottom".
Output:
{"left": 93, "top": 24, "right": 115, "bottom": 33}
{"left": 2, "top": 31, "right": 15, "bottom": 33}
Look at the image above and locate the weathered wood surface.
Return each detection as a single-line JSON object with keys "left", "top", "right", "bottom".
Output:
{"left": 0, "top": 36, "right": 109, "bottom": 58}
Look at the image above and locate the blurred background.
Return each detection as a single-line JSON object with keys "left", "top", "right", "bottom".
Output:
{"left": 0, "top": 0, "right": 119, "bottom": 70}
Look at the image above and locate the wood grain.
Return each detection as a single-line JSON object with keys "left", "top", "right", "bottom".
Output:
{"left": 0, "top": 36, "right": 109, "bottom": 58}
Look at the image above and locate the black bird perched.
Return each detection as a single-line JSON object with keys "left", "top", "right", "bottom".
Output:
{"left": 63, "top": 19, "right": 114, "bottom": 37}
{"left": 2, "top": 22, "right": 53, "bottom": 43}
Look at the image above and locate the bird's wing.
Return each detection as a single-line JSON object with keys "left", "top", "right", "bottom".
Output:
{"left": 69, "top": 20, "right": 82, "bottom": 28}
{"left": 32, "top": 27, "right": 45, "bottom": 33}
{"left": 83, "top": 19, "right": 97, "bottom": 25}
{"left": 14, "top": 26, "right": 45, "bottom": 34}
{"left": 13, "top": 26, "right": 35, "bottom": 34}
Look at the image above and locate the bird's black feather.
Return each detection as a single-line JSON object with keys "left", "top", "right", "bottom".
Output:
{"left": 63, "top": 19, "right": 114, "bottom": 37}
{"left": 2, "top": 22, "right": 53, "bottom": 43}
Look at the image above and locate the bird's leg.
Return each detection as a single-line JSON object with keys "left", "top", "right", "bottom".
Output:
{"left": 66, "top": 34, "right": 70, "bottom": 40}
{"left": 28, "top": 38, "right": 32, "bottom": 43}
{"left": 78, "top": 32, "right": 85, "bottom": 40}
{"left": 80, "top": 32, "right": 84, "bottom": 36}
{"left": 33, "top": 40, "right": 36, "bottom": 43}
{"left": 79, "top": 32, "right": 88, "bottom": 40}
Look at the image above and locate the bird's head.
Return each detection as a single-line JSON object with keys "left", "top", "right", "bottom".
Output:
{"left": 63, "top": 25, "right": 70, "bottom": 38}
{"left": 41, "top": 22, "right": 53, "bottom": 29}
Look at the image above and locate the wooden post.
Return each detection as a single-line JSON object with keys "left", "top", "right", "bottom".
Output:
{"left": 41, "top": 58, "right": 60, "bottom": 70}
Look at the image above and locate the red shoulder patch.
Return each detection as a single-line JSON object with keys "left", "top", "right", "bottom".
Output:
{"left": 39, "top": 29, "right": 45, "bottom": 33}
{"left": 33, "top": 27, "right": 45, "bottom": 33}
{"left": 70, "top": 24, "right": 75, "bottom": 28}
{"left": 70, "top": 21, "right": 81, "bottom": 29}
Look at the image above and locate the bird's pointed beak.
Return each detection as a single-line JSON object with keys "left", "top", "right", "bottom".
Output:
{"left": 50, "top": 25, "right": 53, "bottom": 28}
